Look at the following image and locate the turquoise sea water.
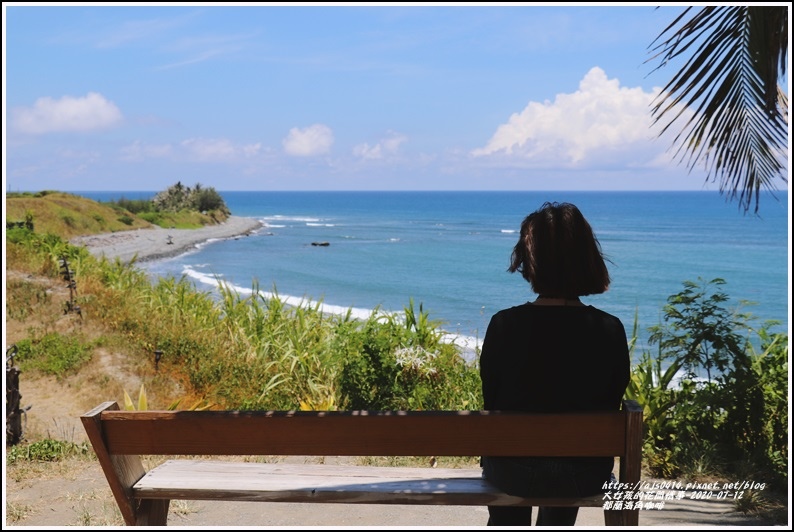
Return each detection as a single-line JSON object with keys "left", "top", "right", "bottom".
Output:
{"left": 79, "top": 190, "right": 790, "bottom": 358}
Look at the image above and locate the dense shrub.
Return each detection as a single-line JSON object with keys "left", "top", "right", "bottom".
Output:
{"left": 110, "top": 197, "right": 155, "bottom": 214}
{"left": 337, "top": 300, "right": 482, "bottom": 411}
{"left": 153, "top": 182, "right": 229, "bottom": 215}
{"left": 104, "top": 184, "right": 230, "bottom": 222}
{"left": 138, "top": 212, "right": 163, "bottom": 225}
{"left": 192, "top": 187, "right": 227, "bottom": 213}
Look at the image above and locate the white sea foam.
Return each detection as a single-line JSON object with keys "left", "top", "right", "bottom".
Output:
{"left": 187, "top": 236, "right": 230, "bottom": 255}
{"left": 441, "top": 333, "right": 482, "bottom": 361}
{"left": 183, "top": 267, "right": 382, "bottom": 321}
{"left": 262, "top": 215, "right": 321, "bottom": 223}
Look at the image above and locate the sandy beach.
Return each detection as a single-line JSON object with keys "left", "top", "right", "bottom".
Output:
{"left": 69, "top": 215, "right": 265, "bottom": 264}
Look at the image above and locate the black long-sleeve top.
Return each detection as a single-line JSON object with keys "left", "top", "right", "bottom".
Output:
{"left": 480, "top": 303, "right": 630, "bottom": 413}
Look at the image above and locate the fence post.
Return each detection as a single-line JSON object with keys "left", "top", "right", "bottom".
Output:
{"left": 6, "top": 346, "right": 24, "bottom": 445}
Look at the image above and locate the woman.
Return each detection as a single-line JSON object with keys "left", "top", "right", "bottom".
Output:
{"left": 480, "top": 201, "right": 630, "bottom": 526}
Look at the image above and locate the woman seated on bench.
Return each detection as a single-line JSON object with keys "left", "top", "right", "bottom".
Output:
{"left": 480, "top": 201, "right": 631, "bottom": 526}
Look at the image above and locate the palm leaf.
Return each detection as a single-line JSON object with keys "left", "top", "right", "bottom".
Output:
{"left": 647, "top": 6, "right": 788, "bottom": 214}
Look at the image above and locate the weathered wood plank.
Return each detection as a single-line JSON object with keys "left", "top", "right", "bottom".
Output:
{"left": 133, "top": 461, "right": 606, "bottom": 507}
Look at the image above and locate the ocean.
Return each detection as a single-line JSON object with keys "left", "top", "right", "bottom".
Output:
{"left": 78, "top": 190, "right": 790, "bottom": 359}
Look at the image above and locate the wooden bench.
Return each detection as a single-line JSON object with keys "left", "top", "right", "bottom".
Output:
{"left": 81, "top": 399, "right": 643, "bottom": 526}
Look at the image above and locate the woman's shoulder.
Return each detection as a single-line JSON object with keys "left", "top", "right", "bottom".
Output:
{"left": 492, "top": 302, "right": 533, "bottom": 317}
{"left": 491, "top": 303, "right": 625, "bottom": 325}
{"left": 584, "top": 305, "right": 627, "bottom": 331}
{"left": 585, "top": 305, "right": 623, "bottom": 320}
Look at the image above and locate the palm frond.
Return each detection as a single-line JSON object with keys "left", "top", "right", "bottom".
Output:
{"left": 648, "top": 6, "right": 788, "bottom": 214}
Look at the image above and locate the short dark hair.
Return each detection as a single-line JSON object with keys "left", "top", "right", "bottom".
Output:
{"left": 508, "top": 201, "right": 610, "bottom": 297}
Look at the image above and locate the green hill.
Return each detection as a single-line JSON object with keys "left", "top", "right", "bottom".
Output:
{"left": 5, "top": 191, "right": 153, "bottom": 239}
{"left": 6, "top": 190, "right": 229, "bottom": 240}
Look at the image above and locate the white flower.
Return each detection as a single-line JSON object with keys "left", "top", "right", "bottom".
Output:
{"left": 395, "top": 346, "right": 437, "bottom": 374}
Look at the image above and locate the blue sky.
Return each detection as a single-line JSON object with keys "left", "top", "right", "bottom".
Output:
{"left": 3, "top": 3, "right": 791, "bottom": 192}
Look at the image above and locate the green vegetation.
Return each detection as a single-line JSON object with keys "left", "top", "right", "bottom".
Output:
{"left": 338, "top": 298, "right": 481, "bottom": 410}
{"left": 105, "top": 182, "right": 230, "bottom": 228}
{"left": 626, "top": 278, "right": 788, "bottom": 489}
{"left": 110, "top": 182, "right": 231, "bottom": 229}
{"left": 13, "top": 332, "right": 95, "bottom": 379}
{"left": 85, "top": 271, "right": 481, "bottom": 411}
{"left": 97, "top": 181, "right": 231, "bottom": 229}
{"left": 4, "top": 200, "right": 787, "bottom": 518}
{"left": 152, "top": 181, "right": 229, "bottom": 214}
{"left": 5, "top": 277, "right": 52, "bottom": 320}
{"left": 6, "top": 439, "right": 91, "bottom": 464}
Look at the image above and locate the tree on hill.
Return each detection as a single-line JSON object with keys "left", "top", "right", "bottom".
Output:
{"left": 153, "top": 182, "right": 230, "bottom": 215}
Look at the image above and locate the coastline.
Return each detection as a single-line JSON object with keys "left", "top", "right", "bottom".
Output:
{"left": 69, "top": 215, "right": 265, "bottom": 264}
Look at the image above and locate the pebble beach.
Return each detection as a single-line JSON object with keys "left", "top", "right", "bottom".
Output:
{"left": 69, "top": 215, "right": 264, "bottom": 264}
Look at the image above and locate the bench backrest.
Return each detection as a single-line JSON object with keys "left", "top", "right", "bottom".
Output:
{"left": 83, "top": 400, "right": 641, "bottom": 457}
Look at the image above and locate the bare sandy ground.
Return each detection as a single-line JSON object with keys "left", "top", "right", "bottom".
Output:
{"left": 69, "top": 216, "right": 264, "bottom": 264}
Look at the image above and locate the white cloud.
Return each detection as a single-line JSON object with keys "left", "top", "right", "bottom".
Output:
{"left": 241, "top": 143, "right": 263, "bottom": 157}
{"left": 353, "top": 132, "right": 407, "bottom": 160}
{"left": 283, "top": 124, "right": 334, "bottom": 156}
{"left": 353, "top": 143, "right": 381, "bottom": 160}
{"left": 120, "top": 140, "right": 173, "bottom": 161}
{"left": 180, "top": 138, "right": 262, "bottom": 161}
{"left": 472, "top": 67, "right": 667, "bottom": 167}
{"left": 119, "top": 138, "right": 262, "bottom": 162}
{"left": 12, "top": 92, "right": 123, "bottom": 134}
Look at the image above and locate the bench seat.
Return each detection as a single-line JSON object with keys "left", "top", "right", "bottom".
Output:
{"left": 135, "top": 460, "right": 607, "bottom": 506}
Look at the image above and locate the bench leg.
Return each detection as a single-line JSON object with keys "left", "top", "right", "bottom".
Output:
{"left": 604, "top": 508, "right": 639, "bottom": 526}
{"left": 135, "top": 499, "right": 170, "bottom": 526}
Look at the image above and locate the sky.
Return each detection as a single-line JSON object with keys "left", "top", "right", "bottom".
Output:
{"left": 2, "top": 2, "right": 791, "bottom": 193}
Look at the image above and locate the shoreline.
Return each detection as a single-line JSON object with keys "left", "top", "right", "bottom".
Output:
{"left": 180, "top": 264, "right": 484, "bottom": 358}
{"left": 68, "top": 214, "right": 479, "bottom": 353}
{"left": 69, "top": 215, "right": 265, "bottom": 264}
